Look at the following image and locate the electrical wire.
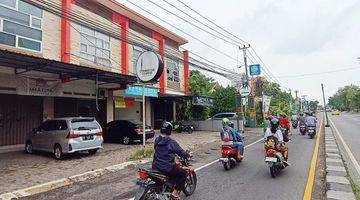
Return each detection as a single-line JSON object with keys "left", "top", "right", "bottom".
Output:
{"left": 274, "top": 66, "right": 360, "bottom": 79}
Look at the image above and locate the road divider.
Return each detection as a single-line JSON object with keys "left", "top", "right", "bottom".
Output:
{"left": 303, "top": 117, "right": 323, "bottom": 200}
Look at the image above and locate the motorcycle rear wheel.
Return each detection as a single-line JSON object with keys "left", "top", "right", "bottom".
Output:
{"left": 183, "top": 171, "right": 197, "bottom": 196}
{"left": 270, "top": 166, "right": 276, "bottom": 178}
{"left": 223, "top": 161, "right": 231, "bottom": 171}
{"left": 135, "top": 185, "right": 160, "bottom": 200}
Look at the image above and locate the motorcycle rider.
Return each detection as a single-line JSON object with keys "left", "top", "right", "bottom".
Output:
{"left": 279, "top": 113, "right": 291, "bottom": 136}
{"left": 152, "top": 121, "right": 191, "bottom": 200}
{"left": 264, "top": 118, "right": 289, "bottom": 165}
{"left": 305, "top": 112, "right": 317, "bottom": 127}
{"left": 220, "top": 118, "right": 244, "bottom": 160}
{"left": 299, "top": 113, "right": 306, "bottom": 126}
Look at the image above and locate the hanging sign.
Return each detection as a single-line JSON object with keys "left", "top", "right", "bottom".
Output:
{"left": 18, "top": 77, "right": 63, "bottom": 96}
{"left": 192, "top": 96, "right": 214, "bottom": 106}
{"left": 115, "top": 98, "right": 126, "bottom": 108}
{"left": 125, "top": 85, "right": 158, "bottom": 97}
{"left": 136, "top": 51, "right": 164, "bottom": 83}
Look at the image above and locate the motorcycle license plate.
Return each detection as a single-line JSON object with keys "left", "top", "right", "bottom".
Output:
{"left": 265, "top": 157, "right": 277, "bottom": 162}
{"left": 308, "top": 130, "right": 314, "bottom": 133}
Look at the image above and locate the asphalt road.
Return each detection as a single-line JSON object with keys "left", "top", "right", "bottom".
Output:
{"left": 187, "top": 127, "right": 318, "bottom": 200}
{"left": 328, "top": 112, "right": 360, "bottom": 185}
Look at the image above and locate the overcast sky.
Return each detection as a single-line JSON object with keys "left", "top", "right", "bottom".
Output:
{"left": 118, "top": 0, "right": 360, "bottom": 102}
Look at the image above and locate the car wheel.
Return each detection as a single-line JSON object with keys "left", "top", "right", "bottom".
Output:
{"left": 88, "top": 149, "right": 98, "bottom": 155}
{"left": 122, "top": 136, "right": 132, "bottom": 145}
{"left": 54, "top": 144, "right": 63, "bottom": 160}
{"left": 25, "top": 141, "right": 33, "bottom": 154}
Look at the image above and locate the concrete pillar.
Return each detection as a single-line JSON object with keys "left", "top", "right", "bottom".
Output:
{"left": 43, "top": 97, "right": 54, "bottom": 121}
{"left": 107, "top": 91, "right": 114, "bottom": 123}
{"left": 173, "top": 101, "right": 176, "bottom": 122}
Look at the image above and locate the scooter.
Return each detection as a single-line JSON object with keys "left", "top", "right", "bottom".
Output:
{"left": 219, "top": 142, "right": 243, "bottom": 170}
{"left": 307, "top": 126, "right": 316, "bottom": 139}
{"left": 264, "top": 138, "right": 288, "bottom": 178}
{"left": 134, "top": 157, "right": 197, "bottom": 200}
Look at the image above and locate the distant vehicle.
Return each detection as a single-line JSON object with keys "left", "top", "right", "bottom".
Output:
{"left": 208, "top": 113, "right": 239, "bottom": 120}
{"left": 331, "top": 110, "right": 340, "bottom": 115}
{"left": 103, "top": 120, "right": 155, "bottom": 145}
{"left": 25, "top": 117, "right": 103, "bottom": 159}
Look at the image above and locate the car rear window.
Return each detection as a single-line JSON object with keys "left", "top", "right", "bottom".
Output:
{"left": 71, "top": 119, "right": 100, "bottom": 130}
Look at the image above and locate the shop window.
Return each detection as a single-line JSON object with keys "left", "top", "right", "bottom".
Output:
{"left": 80, "top": 25, "right": 111, "bottom": 67}
{"left": 0, "top": 0, "right": 42, "bottom": 51}
{"left": 167, "top": 58, "right": 180, "bottom": 82}
{"left": 132, "top": 46, "right": 144, "bottom": 72}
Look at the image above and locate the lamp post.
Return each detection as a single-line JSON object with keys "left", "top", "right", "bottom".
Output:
{"left": 321, "top": 84, "right": 330, "bottom": 127}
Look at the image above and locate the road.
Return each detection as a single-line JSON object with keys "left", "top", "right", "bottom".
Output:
{"left": 328, "top": 112, "right": 360, "bottom": 185}
{"left": 187, "top": 126, "right": 318, "bottom": 200}
{"left": 23, "top": 126, "right": 319, "bottom": 200}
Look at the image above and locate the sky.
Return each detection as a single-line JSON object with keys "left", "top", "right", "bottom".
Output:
{"left": 117, "top": 0, "right": 360, "bottom": 102}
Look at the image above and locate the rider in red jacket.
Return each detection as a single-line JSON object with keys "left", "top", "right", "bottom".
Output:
{"left": 279, "top": 114, "right": 290, "bottom": 129}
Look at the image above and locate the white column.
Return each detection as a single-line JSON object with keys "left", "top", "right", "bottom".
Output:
{"left": 106, "top": 90, "right": 114, "bottom": 123}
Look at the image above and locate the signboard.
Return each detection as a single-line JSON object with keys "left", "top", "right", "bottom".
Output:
{"left": 125, "top": 85, "right": 158, "bottom": 97}
{"left": 115, "top": 98, "right": 126, "bottom": 108}
{"left": 192, "top": 96, "right": 214, "bottom": 106}
{"left": 262, "top": 95, "right": 272, "bottom": 117}
{"left": 136, "top": 51, "right": 164, "bottom": 83}
{"left": 249, "top": 64, "right": 261, "bottom": 76}
{"left": 18, "top": 77, "right": 62, "bottom": 96}
{"left": 240, "top": 87, "right": 250, "bottom": 97}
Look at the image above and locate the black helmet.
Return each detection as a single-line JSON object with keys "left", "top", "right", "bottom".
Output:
{"left": 160, "top": 121, "right": 172, "bottom": 135}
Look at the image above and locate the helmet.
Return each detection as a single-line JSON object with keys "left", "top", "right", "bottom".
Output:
{"left": 160, "top": 121, "right": 172, "bottom": 135}
{"left": 270, "top": 118, "right": 279, "bottom": 128}
{"left": 222, "top": 118, "right": 230, "bottom": 126}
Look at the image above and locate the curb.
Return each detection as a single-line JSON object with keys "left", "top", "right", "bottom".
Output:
{"left": 0, "top": 159, "right": 151, "bottom": 200}
{"left": 324, "top": 126, "right": 356, "bottom": 200}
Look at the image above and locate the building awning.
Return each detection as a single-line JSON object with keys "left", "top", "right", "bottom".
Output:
{"left": 0, "top": 50, "right": 137, "bottom": 86}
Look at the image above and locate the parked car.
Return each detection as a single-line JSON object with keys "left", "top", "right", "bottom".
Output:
{"left": 331, "top": 110, "right": 340, "bottom": 115}
{"left": 208, "top": 113, "right": 239, "bottom": 120}
{"left": 103, "top": 120, "right": 155, "bottom": 145}
{"left": 25, "top": 117, "right": 103, "bottom": 159}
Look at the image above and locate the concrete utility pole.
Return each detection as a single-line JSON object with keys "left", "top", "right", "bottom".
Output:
{"left": 239, "top": 44, "right": 251, "bottom": 128}
{"left": 321, "top": 83, "right": 330, "bottom": 127}
{"left": 295, "top": 90, "right": 299, "bottom": 114}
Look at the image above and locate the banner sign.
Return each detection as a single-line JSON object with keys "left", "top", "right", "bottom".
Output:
{"left": 249, "top": 64, "right": 261, "bottom": 76}
{"left": 192, "top": 96, "right": 214, "bottom": 106}
{"left": 262, "top": 95, "right": 272, "bottom": 117}
{"left": 115, "top": 98, "right": 126, "bottom": 108}
{"left": 18, "top": 77, "right": 62, "bottom": 96}
{"left": 125, "top": 85, "right": 159, "bottom": 97}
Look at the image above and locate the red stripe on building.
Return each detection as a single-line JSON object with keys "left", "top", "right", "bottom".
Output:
{"left": 113, "top": 12, "right": 129, "bottom": 75}
{"left": 183, "top": 51, "right": 190, "bottom": 96}
{"left": 152, "top": 32, "right": 166, "bottom": 94}
{"left": 61, "top": 0, "right": 72, "bottom": 63}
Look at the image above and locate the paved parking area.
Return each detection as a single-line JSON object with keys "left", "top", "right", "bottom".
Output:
{"left": 0, "top": 131, "right": 219, "bottom": 194}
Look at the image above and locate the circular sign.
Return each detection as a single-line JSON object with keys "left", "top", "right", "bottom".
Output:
{"left": 136, "top": 51, "right": 164, "bottom": 83}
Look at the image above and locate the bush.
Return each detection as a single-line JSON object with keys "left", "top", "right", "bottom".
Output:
{"left": 129, "top": 148, "right": 154, "bottom": 161}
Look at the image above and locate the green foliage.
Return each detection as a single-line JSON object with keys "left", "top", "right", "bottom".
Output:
{"left": 309, "top": 100, "right": 319, "bottom": 112}
{"left": 329, "top": 85, "right": 360, "bottom": 112}
{"left": 210, "top": 86, "right": 236, "bottom": 116}
{"left": 129, "top": 148, "right": 154, "bottom": 161}
{"left": 189, "top": 70, "right": 214, "bottom": 96}
{"left": 263, "top": 82, "right": 295, "bottom": 117}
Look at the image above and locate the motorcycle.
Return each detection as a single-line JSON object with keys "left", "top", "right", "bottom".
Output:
{"left": 134, "top": 157, "right": 197, "bottom": 200}
{"left": 264, "top": 138, "right": 288, "bottom": 178}
{"left": 299, "top": 124, "right": 306, "bottom": 135}
{"left": 172, "top": 121, "right": 194, "bottom": 134}
{"left": 280, "top": 127, "right": 290, "bottom": 142}
{"left": 307, "top": 126, "right": 316, "bottom": 139}
{"left": 292, "top": 120, "right": 298, "bottom": 129}
{"left": 219, "top": 143, "right": 243, "bottom": 170}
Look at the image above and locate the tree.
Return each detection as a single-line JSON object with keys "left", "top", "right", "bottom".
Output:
{"left": 329, "top": 85, "right": 360, "bottom": 112}
{"left": 263, "top": 82, "right": 294, "bottom": 117}
{"left": 210, "top": 86, "right": 236, "bottom": 116}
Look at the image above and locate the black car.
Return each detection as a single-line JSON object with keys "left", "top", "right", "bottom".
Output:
{"left": 103, "top": 120, "right": 155, "bottom": 145}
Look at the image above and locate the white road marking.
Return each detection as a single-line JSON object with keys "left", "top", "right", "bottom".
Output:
{"left": 329, "top": 118, "right": 360, "bottom": 177}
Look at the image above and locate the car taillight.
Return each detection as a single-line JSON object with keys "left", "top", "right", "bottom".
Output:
{"left": 266, "top": 149, "right": 276, "bottom": 157}
{"left": 138, "top": 170, "right": 148, "bottom": 180}
{"left": 135, "top": 128, "right": 142, "bottom": 134}
{"left": 96, "top": 131, "right": 103, "bottom": 136}
{"left": 67, "top": 133, "right": 80, "bottom": 139}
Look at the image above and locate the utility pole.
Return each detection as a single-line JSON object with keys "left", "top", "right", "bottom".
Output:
{"left": 321, "top": 84, "right": 330, "bottom": 127}
{"left": 295, "top": 90, "right": 299, "bottom": 114}
{"left": 239, "top": 44, "right": 251, "bottom": 128}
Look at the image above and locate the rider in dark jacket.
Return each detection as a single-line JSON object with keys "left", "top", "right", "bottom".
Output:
{"left": 152, "top": 121, "right": 190, "bottom": 200}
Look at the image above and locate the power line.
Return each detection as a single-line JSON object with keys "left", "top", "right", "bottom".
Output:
{"left": 175, "top": 0, "right": 250, "bottom": 46}
{"left": 123, "top": 0, "right": 239, "bottom": 63}
{"left": 274, "top": 66, "right": 360, "bottom": 79}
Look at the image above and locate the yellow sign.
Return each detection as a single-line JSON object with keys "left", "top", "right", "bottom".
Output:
{"left": 115, "top": 98, "right": 125, "bottom": 108}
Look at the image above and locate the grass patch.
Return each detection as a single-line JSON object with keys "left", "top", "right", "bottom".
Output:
{"left": 348, "top": 175, "right": 360, "bottom": 200}
{"left": 129, "top": 148, "right": 154, "bottom": 161}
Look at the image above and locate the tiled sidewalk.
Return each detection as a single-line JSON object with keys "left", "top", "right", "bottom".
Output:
{"left": 324, "top": 127, "right": 356, "bottom": 200}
